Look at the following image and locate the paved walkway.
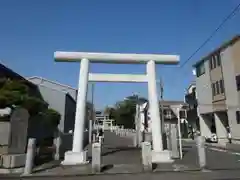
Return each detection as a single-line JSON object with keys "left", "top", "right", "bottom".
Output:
{"left": 87, "top": 131, "right": 141, "bottom": 165}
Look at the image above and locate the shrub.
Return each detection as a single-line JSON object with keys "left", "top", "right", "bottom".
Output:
{"left": 43, "top": 108, "right": 61, "bottom": 128}
{"left": 1, "top": 80, "right": 29, "bottom": 95}
{"left": 21, "top": 96, "right": 48, "bottom": 115}
{"left": 0, "top": 95, "right": 8, "bottom": 108}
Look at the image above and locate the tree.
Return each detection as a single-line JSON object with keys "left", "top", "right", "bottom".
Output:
{"left": 0, "top": 79, "right": 48, "bottom": 115}
{"left": 0, "top": 79, "right": 60, "bottom": 128}
{"left": 113, "top": 95, "right": 148, "bottom": 129}
{"left": 42, "top": 108, "right": 61, "bottom": 128}
{"left": 103, "top": 106, "right": 116, "bottom": 119}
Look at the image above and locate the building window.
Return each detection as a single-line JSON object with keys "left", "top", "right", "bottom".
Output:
{"left": 212, "top": 83, "right": 216, "bottom": 96}
{"left": 179, "top": 110, "right": 186, "bottom": 119}
{"left": 213, "top": 56, "right": 217, "bottom": 69}
{"left": 209, "top": 53, "right": 221, "bottom": 70}
{"left": 196, "top": 62, "right": 205, "bottom": 77}
{"left": 216, "top": 81, "right": 220, "bottom": 95}
{"left": 212, "top": 80, "right": 224, "bottom": 96}
{"left": 236, "top": 75, "right": 240, "bottom": 91}
{"left": 219, "top": 79, "right": 224, "bottom": 94}
{"left": 236, "top": 111, "right": 240, "bottom": 124}
{"left": 209, "top": 58, "right": 213, "bottom": 70}
{"left": 216, "top": 53, "right": 221, "bottom": 66}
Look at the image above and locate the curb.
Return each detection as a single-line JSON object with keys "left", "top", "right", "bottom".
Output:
{"left": 4, "top": 167, "right": 240, "bottom": 179}
{"left": 0, "top": 167, "right": 207, "bottom": 179}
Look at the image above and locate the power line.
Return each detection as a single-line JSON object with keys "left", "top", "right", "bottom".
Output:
{"left": 180, "top": 2, "right": 240, "bottom": 68}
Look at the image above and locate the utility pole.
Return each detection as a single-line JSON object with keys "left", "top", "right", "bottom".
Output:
{"left": 159, "top": 78, "right": 165, "bottom": 134}
{"left": 133, "top": 92, "right": 141, "bottom": 147}
{"left": 89, "top": 82, "right": 95, "bottom": 143}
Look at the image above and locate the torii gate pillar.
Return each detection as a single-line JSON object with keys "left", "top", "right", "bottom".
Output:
{"left": 54, "top": 51, "right": 179, "bottom": 165}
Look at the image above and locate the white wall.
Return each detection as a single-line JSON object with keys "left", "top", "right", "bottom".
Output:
{"left": 196, "top": 61, "right": 213, "bottom": 114}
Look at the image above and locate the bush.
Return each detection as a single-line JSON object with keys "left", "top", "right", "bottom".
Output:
{"left": 21, "top": 96, "right": 48, "bottom": 115}
{"left": 43, "top": 108, "right": 61, "bottom": 128}
{"left": 1, "top": 80, "right": 29, "bottom": 95}
{"left": 0, "top": 89, "right": 25, "bottom": 106}
{"left": 0, "top": 78, "right": 7, "bottom": 88}
{"left": 0, "top": 80, "right": 60, "bottom": 129}
{"left": 0, "top": 95, "right": 8, "bottom": 108}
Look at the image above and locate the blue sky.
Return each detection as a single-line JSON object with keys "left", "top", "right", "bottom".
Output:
{"left": 1, "top": 0, "right": 240, "bottom": 110}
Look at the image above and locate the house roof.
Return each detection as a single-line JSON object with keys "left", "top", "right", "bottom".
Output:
{"left": 141, "top": 100, "right": 188, "bottom": 111}
{"left": 0, "top": 63, "right": 37, "bottom": 89}
{"left": 160, "top": 100, "right": 187, "bottom": 107}
{"left": 193, "top": 35, "right": 240, "bottom": 68}
{"left": 0, "top": 63, "right": 26, "bottom": 80}
{"left": 27, "top": 76, "right": 77, "bottom": 91}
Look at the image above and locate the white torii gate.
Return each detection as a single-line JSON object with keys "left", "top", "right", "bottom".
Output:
{"left": 54, "top": 51, "right": 179, "bottom": 165}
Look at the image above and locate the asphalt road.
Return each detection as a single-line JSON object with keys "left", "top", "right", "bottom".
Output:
{"left": 181, "top": 140, "right": 240, "bottom": 170}
{"left": 3, "top": 133, "right": 240, "bottom": 179}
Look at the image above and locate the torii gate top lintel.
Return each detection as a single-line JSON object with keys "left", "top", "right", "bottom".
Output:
{"left": 54, "top": 51, "right": 179, "bottom": 64}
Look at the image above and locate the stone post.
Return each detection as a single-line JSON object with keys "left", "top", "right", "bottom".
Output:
{"left": 141, "top": 142, "right": 152, "bottom": 171}
{"left": 197, "top": 136, "right": 206, "bottom": 170}
{"left": 166, "top": 123, "right": 171, "bottom": 150}
{"left": 54, "top": 132, "right": 61, "bottom": 160}
{"left": 92, "top": 142, "right": 101, "bottom": 173}
{"left": 93, "top": 133, "right": 96, "bottom": 143}
{"left": 170, "top": 124, "right": 179, "bottom": 158}
{"left": 23, "top": 138, "right": 36, "bottom": 175}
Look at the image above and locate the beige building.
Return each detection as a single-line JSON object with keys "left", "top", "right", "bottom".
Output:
{"left": 193, "top": 35, "right": 240, "bottom": 144}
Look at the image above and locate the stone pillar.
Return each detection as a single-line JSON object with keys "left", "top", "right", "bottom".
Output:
{"left": 23, "top": 138, "right": 36, "bottom": 175}
{"left": 110, "top": 121, "right": 113, "bottom": 132}
{"left": 53, "top": 131, "right": 61, "bottom": 160}
{"left": 177, "top": 107, "right": 183, "bottom": 159}
{"left": 170, "top": 123, "right": 179, "bottom": 159}
{"left": 62, "top": 58, "right": 89, "bottom": 165}
{"left": 141, "top": 142, "right": 152, "bottom": 171}
{"left": 92, "top": 142, "right": 101, "bottom": 173}
{"left": 166, "top": 123, "right": 171, "bottom": 150}
{"left": 147, "top": 60, "right": 172, "bottom": 163}
{"left": 196, "top": 136, "right": 206, "bottom": 170}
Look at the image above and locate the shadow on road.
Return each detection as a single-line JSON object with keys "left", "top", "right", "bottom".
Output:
{"left": 101, "top": 164, "right": 114, "bottom": 172}
{"left": 102, "top": 147, "right": 139, "bottom": 156}
{"left": 33, "top": 160, "right": 61, "bottom": 173}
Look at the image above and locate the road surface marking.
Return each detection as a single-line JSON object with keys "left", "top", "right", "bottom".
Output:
{"left": 232, "top": 152, "right": 240, "bottom": 156}
{"left": 209, "top": 147, "right": 227, "bottom": 152}
{"left": 209, "top": 147, "right": 240, "bottom": 156}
